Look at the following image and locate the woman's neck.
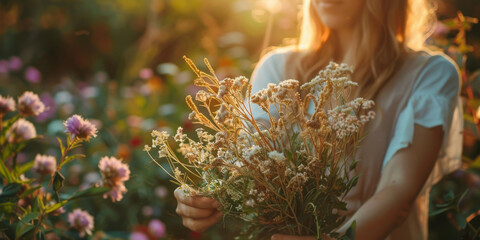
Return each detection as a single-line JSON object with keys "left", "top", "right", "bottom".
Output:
{"left": 332, "top": 27, "right": 358, "bottom": 66}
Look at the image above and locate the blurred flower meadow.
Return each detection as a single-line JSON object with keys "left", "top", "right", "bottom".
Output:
{"left": 0, "top": 0, "right": 479, "bottom": 239}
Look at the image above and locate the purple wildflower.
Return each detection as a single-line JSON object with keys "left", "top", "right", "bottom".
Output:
{"left": 104, "top": 184, "right": 127, "bottom": 202}
{"left": 24, "top": 66, "right": 42, "bottom": 83}
{"left": 36, "top": 93, "right": 56, "bottom": 122}
{"left": 9, "top": 56, "right": 22, "bottom": 71}
{"left": 130, "top": 232, "right": 149, "bottom": 240}
{"left": 0, "top": 95, "right": 15, "bottom": 116}
{"left": 148, "top": 219, "right": 167, "bottom": 238}
{"left": 6, "top": 118, "right": 36, "bottom": 143}
{"left": 17, "top": 91, "right": 45, "bottom": 117}
{"left": 68, "top": 209, "right": 94, "bottom": 238}
{"left": 64, "top": 115, "right": 98, "bottom": 141}
{"left": 33, "top": 154, "right": 57, "bottom": 175}
{"left": 98, "top": 156, "right": 130, "bottom": 202}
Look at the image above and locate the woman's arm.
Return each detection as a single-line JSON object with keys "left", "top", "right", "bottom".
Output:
{"left": 335, "top": 124, "right": 444, "bottom": 239}
{"left": 273, "top": 124, "right": 443, "bottom": 240}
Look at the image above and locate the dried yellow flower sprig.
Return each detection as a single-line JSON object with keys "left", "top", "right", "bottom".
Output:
{"left": 145, "top": 58, "right": 375, "bottom": 239}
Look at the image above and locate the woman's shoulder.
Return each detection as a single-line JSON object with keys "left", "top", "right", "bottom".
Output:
{"left": 251, "top": 47, "right": 296, "bottom": 86}
{"left": 406, "top": 49, "right": 461, "bottom": 96}
{"left": 256, "top": 47, "right": 295, "bottom": 70}
{"left": 407, "top": 49, "right": 460, "bottom": 76}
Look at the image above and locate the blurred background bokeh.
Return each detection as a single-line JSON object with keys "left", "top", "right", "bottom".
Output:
{"left": 0, "top": 0, "right": 479, "bottom": 239}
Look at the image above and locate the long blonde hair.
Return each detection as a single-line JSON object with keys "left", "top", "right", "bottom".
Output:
{"left": 285, "top": 0, "right": 436, "bottom": 99}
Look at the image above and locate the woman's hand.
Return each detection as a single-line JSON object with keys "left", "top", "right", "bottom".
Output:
{"left": 174, "top": 187, "right": 223, "bottom": 233}
{"left": 271, "top": 234, "right": 335, "bottom": 240}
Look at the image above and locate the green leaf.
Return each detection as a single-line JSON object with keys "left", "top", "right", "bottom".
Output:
{"left": 15, "top": 161, "right": 34, "bottom": 175}
{"left": 70, "top": 140, "right": 83, "bottom": 149}
{"left": 456, "top": 189, "right": 470, "bottom": 209}
{"left": 429, "top": 206, "right": 454, "bottom": 216}
{"left": 16, "top": 222, "right": 35, "bottom": 239}
{"left": 0, "top": 160, "right": 15, "bottom": 183}
{"left": 456, "top": 213, "right": 467, "bottom": 229}
{"left": 53, "top": 172, "right": 64, "bottom": 192}
{"left": 349, "top": 160, "right": 358, "bottom": 171}
{"left": 1, "top": 144, "right": 12, "bottom": 162}
{"left": 2, "top": 115, "right": 20, "bottom": 132}
{"left": 434, "top": 202, "right": 453, "bottom": 208}
{"left": 53, "top": 172, "right": 65, "bottom": 202}
{"left": 59, "top": 154, "right": 86, "bottom": 168}
{"left": 36, "top": 196, "right": 45, "bottom": 210}
{"left": 45, "top": 200, "right": 67, "bottom": 214}
{"left": 56, "top": 137, "right": 65, "bottom": 156}
{"left": 21, "top": 212, "right": 40, "bottom": 223}
{"left": 1, "top": 183, "right": 21, "bottom": 197}
{"left": 13, "top": 141, "right": 29, "bottom": 155}
{"left": 343, "top": 175, "right": 359, "bottom": 197}
{"left": 68, "top": 187, "right": 110, "bottom": 201}
{"left": 0, "top": 202, "right": 17, "bottom": 213}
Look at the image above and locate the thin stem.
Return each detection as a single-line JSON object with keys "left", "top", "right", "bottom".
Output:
{"left": 12, "top": 153, "right": 18, "bottom": 178}
{"left": 35, "top": 137, "right": 79, "bottom": 239}
{"left": 46, "top": 138, "right": 77, "bottom": 193}
{"left": 32, "top": 209, "right": 45, "bottom": 240}
{"left": 0, "top": 117, "right": 4, "bottom": 155}
{"left": 472, "top": 225, "right": 480, "bottom": 240}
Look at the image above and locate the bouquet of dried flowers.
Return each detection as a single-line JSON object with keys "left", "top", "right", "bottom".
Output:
{"left": 145, "top": 57, "right": 375, "bottom": 239}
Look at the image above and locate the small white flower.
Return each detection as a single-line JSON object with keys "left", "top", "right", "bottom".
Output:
{"left": 268, "top": 151, "right": 286, "bottom": 164}
{"left": 246, "top": 199, "right": 255, "bottom": 207}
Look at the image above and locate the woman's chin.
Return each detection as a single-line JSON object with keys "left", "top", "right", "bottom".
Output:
{"left": 318, "top": 16, "right": 354, "bottom": 30}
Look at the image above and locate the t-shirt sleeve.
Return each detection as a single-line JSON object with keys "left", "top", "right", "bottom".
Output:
{"left": 382, "top": 54, "right": 462, "bottom": 173}
{"left": 249, "top": 50, "right": 289, "bottom": 120}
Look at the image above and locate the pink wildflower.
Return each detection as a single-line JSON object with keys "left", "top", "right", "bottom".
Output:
{"left": 98, "top": 156, "right": 130, "bottom": 202}
{"left": 24, "top": 66, "right": 42, "bottom": 83}
{"left": 9, "top": 56, "right": 22, "bottom": 71}
{"left": 139, "top": 68, "right": 153, "bottom": 79}
{"left": 64, "top": 115, "right": 98, "bottom": 140}
{"left": 68, "top": 209, "right": 94, "bottom": 238}
{"left": 17, "top": 91, "right": 45, "bottom": 117}
{"left": 33, "top": 154, "right": 57, "bottom": 175}
{"left": 155, "top": 186, "right": 168, "bottom": 198}
{"left": 104, "top": 184, "right": 127, "bottom": 202}
{"left": 130, "top": 232, "right": 149, "bottom": 240}
{"left": 148, "top": 219, "right": 167, "bottom": 238}
{"left": 6, "top": 118, "right": 36, "bottom": 143}
{"left": 36, "top": 93, "right": 56, "bottom": 122}
{"left": 0, "top": 95, "right": 15, "bottom": 116}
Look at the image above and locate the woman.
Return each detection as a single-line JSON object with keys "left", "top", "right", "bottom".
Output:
{"left": 174, "top": 0, "right": 463, "bottom": 239}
